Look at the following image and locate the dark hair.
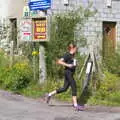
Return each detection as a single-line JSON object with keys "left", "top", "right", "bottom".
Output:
{"left": 68, "top": 43, "right": 76, "bottom": 51}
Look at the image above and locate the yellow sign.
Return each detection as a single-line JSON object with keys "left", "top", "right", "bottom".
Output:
{"left": 33, "top": 18, "right": 47, "bottom": 41}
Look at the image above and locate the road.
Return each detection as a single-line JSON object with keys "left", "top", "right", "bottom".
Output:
{"left": 0, "top": 90, "right": 120, "bottom": 120}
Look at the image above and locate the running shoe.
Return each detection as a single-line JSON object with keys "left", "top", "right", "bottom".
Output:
{"left": 46, "top": 95, "right": 51, "bottom": 104}
{"left": 74, "top": 105, "right": 84, "bottom": 111}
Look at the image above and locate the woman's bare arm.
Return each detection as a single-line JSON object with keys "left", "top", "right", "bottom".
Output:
{"left": 56, "top": 59, "right": 73, "bottom": 68}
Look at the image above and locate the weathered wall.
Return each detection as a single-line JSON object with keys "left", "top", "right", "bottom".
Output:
{"left": 0, "top": 0, "right": 25, "bottom": 18}
{"left": 0, "top": 0, "right": 25, "bottom": 51}
{"left": 51, "top": 0, "right": 120, "bottom": 53}
{"left": 1, "top": 0, "right": 120, "bottom": 53}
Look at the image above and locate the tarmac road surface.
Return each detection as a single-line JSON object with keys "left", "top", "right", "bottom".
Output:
{"left": 0, "top": 90, "right": 120, "bottom": 120}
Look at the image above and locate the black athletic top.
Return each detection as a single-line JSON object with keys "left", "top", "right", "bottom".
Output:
{"left": 61, "top": 52, "right": 76, "bottom": 73}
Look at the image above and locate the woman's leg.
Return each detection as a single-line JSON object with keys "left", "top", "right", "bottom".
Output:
{"left": 70, "top": 81, "right": 78, "bottom": 107}
{"left": 66, "top": 71, "right": 77, "bottom": 106}
{"left": 67, "top": 73, "right": 84, "bottom": 110}
{"left": 47, "top": 71, "right": 69, "bottom": 103}
{"left": 56, "top": 71, "right": 70, "bottom": 94}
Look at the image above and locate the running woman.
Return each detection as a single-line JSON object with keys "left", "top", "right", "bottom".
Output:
{"left": 46, "top": 43, "right": 84, "bottom": 111}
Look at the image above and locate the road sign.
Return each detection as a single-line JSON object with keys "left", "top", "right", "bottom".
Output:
{"left": 33, "top": 18, "right": 47, "bottom": 41}
{"left": 30, "top": 11, "right": 45, "bottom": 17}
{"left": 23, "top": 6, "right": 30, "bottom": 17}
{"left": 20, "top": 19, "right": 32, "bottom": 41}
{"left": 29, "top": 0, "right": 51, "bottom": 11}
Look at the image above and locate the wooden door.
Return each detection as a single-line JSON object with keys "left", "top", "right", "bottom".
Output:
{"left": 103, "top": 22, "right": 116, "bottom": 58}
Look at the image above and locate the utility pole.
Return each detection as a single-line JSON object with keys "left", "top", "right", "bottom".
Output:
{"left": 39, "top": 44, "right": 46, "bottom": 84}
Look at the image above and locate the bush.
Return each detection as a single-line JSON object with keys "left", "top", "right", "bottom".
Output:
{"left": 88, "top": 71, "right": 120, "bottom": 106}
{"left": 103, "top": 52, "right": 120, "bottom": 75}
{"left": 0, "top": 50, "right": 9, "bottom": 68}
{"left": 0, "top": 62, "right": 33, "bottom": 92}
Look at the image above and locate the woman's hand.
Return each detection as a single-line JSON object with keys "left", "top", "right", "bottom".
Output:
{"left": 67, "top": 64, "right": 74, "bottom": 68}
{"left": 57, "top": 59, "right": 73, "bottom": 68}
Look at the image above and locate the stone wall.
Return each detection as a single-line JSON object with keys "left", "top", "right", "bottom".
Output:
{"left": 51, "top": 0, "right": 120, "bottom": 53}
{"left": 2, "top": 0, "right": 120, "bottom": 53}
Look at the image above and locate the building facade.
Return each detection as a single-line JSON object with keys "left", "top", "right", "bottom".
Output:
{"left": 0, "top": 0, "right": 25, "bottom": 51}
{"left": 0, "top": 0, "right": 25, "bottom": 18}
{"left": 0, "top": 0, "right": 119, "bottom": 82}
{"left": 50, "top": 0, "right": 120, "bottom": 56}
{"left": 0, "top": 0, "right": 120, "bottom": 55}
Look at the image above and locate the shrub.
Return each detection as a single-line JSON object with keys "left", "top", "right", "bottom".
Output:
{"left": 103, "top": 52, "right": 120, "bottom": 76}
{"left": 0, "top": 50, "right": 9, "bottom": 68}
{"left": 88, "top": 71, "right": 120, "bottom": 105}
{"left": 1, "top": 62, "right": 33, "bottom": 92}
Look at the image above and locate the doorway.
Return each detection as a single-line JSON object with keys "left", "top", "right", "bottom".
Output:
{"left": 102, "top": 21, "right": 116, "bottom": 58}
{"left": 10, "top": 18, "right": 17, "bottom": 47}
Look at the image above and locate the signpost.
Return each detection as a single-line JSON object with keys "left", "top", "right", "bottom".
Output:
{"left": 29, "top": 0, "right": 51, "bottom": 11}
{"left": 33, "top": 18, "right": 47, "bottom": 41}
{"left": 23, "top": 6, "right": 30, "bottom": 17}
{"left": 20, "top": 0, "right": 51, "bottom": 83}
{"left": 20, "top": 19, "right": 32, "bottom": 41}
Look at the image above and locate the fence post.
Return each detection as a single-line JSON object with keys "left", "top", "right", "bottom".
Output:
{"left": 10, "top": 41, "right": 14, "bottom": 67}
